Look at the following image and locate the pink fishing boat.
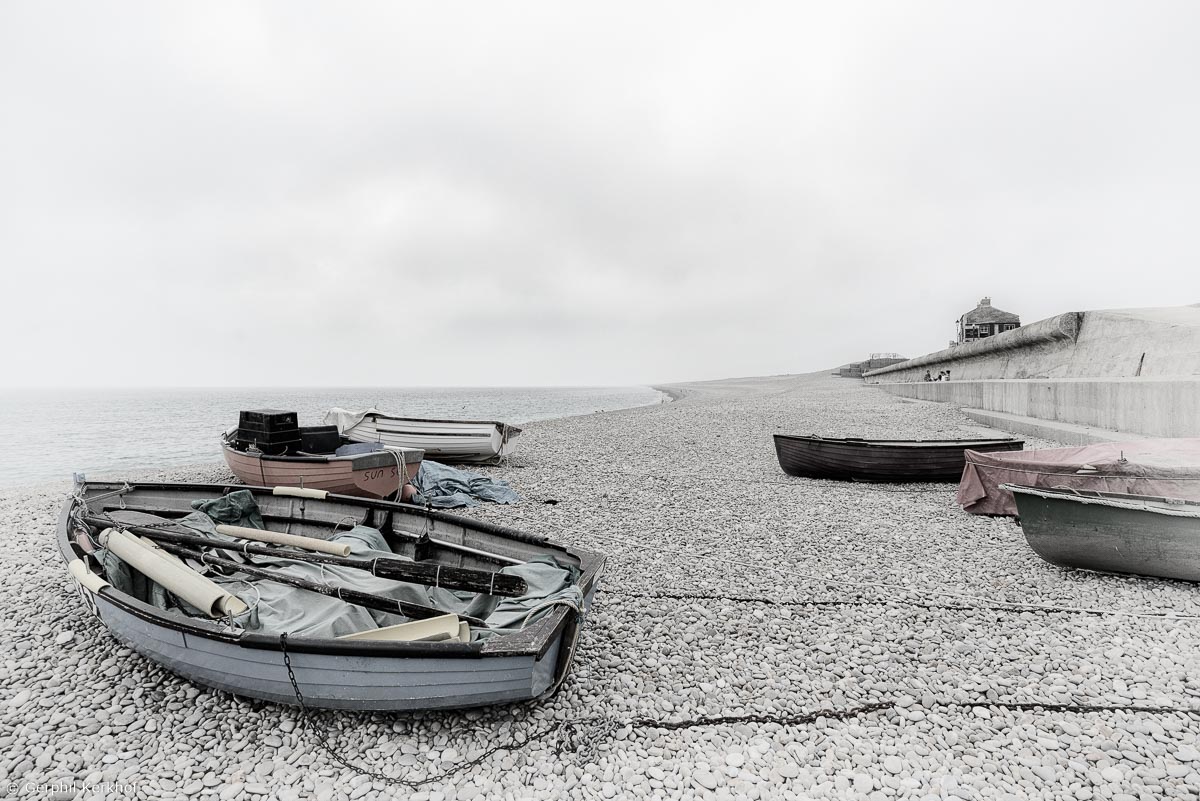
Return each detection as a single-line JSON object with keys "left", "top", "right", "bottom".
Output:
{"left": 221, "top": 430, "right": 423, "bottom": 499}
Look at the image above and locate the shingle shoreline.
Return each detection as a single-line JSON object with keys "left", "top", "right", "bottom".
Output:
{"left": 2, "top": 371, "right": 1197, "bottom": 799}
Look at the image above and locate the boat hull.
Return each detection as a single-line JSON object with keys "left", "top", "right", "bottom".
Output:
{"left": 93, "top": 585, "right": 577, "bottom": 710}
{"left": 60, "top": 482, "right": 605, "bottom": 710}
{"left": 339, "top": 415, "right": 521, "bottom": 464}
{"left": 773, "top": 435, "right": 1024, "bottom": 482}
{"left": 222, "top": 443, "right": 421, "bottom": 499}
{"left": 1007, "top": 486, "right": 1200, "bottom": 581}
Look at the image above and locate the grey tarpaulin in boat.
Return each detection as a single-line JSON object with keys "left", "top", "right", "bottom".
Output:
{"left": 99, "top": 490, "right": 578, "bottom": 640}
{"left": 412, "top": 460, "right": 522, "bottom": 508}
{"left": 98, "top": 549, "right": 172, "bottom": 611}
{"left": 191, "top": 492, "right": 265, "bottom": 528}
{"left": 334, "top": 442, "right": 384, "bottom": 457}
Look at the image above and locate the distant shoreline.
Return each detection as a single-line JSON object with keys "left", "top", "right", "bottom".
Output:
{"left": 0, "top": 385, "right": 667, "bottom": 492}
{"left": 652, "top": 385, "right": 688, "bottom": 402}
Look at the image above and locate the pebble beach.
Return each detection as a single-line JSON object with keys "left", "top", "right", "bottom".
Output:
{"left": 3, "top": 371, "right": 1199, "bottom": 800}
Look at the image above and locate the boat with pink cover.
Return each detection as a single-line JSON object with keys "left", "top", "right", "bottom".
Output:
{"left": 956, "top": 438, "right": 1200, "bottom": 516}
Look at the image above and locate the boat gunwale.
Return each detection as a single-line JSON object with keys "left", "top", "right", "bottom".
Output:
{"left": 220, "top": 433, "right": 423, "bottom": 466}
{"left": 773, "top": 434, "right": 1023, "bottom": 449}
{"left": 349, "top": 412, "right": 523, "bottom": 435}
{"left": 59, "top": 481, "right": 604, "bottom": 662}
{"left": 1002, "top": 483, "right": 1200, "bottom": 519}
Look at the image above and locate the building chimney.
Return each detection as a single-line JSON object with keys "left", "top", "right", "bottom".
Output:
{"left": 980, "top": 296, "right": 991, "bottom": 306}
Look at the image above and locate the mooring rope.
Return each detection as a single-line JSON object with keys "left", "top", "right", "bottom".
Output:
{"left": 276, "top": 631, "right": 1200, "bottom": 790}
{"left": 579, "top": 530, "right": 1200, "bottom": 621}
{"left": 610, "top": 588, "right": 1200, "bottom": 622}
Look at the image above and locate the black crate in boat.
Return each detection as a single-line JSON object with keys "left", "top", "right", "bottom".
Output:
{"left": 299, "top": 426, "right": 341, "bottom": 454}
{"left": 237, "top": 409, "right": 299, "bottom": 433}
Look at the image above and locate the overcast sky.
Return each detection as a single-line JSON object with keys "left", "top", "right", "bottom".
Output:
{"left": 2, "top": 2, "right": 1199, "bottom": 388}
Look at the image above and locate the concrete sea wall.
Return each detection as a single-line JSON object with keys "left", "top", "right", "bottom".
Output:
{"left": 864, "top": 305, "right": 1200, "bottom": 439}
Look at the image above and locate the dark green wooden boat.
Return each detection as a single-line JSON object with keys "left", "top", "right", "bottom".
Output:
{"left": 1004, "top": 484, "right": 1200, "bottom": 582}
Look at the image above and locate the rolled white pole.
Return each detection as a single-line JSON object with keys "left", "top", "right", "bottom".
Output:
{"left": 214, "top": 524, "right": 352, "bottom": 557}
{"left": 68, "top": 558, "right": 110, "bottom": 593}
{"left": 100, "top": 528, "right": 248, "bottom": 618}
{"left": 337, "top": 613, "right": 461, "bottom": 642}
{"left": 273, "top": 486, "right": 328, "bottom": 500}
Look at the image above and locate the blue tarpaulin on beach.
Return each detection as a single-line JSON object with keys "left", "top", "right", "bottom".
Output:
{"left": 412, "top": 460, "right": 522, "bottom": 508}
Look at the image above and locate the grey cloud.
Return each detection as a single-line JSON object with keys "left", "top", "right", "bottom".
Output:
{"left": 2, "top": 1, "right": 1199, "bottom": 387}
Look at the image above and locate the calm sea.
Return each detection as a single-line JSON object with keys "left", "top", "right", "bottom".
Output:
{"left": 0, "top": 386, "right": 665, "bottom": 489}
